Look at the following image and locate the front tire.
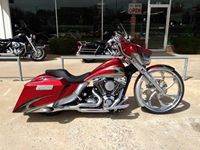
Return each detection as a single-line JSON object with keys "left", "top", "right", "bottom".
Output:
{"left": 134, "top": 65, "right": 185, "bottom": 114}
{"left": 31, "top": 46, "right": 46, "bottom": 61}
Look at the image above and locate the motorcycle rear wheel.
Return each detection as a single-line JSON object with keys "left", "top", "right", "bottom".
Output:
{"left": 134, "top": 66, "right": 184, "bottom": 114}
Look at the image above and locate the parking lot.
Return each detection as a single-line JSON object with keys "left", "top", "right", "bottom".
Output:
{"left": 0, "top": 55, "right": 200, "bottom": 150}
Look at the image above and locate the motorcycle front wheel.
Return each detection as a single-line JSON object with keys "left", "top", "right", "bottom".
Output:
{"left": 31, "top": 46, "right": 46, "bottom": 61}
{"left": 134, "top": 65, "right": 184, "bottom": 114}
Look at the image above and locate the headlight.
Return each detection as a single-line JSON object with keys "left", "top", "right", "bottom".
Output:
{"left": 142, "top": 55, "right": 151, "bottom": 65}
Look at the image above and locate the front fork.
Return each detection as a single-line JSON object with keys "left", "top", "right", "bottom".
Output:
{"left": 130, "top": 59, "right": 165, "bottom": 95}
{"left": 26, "top": 36, "right": 37, "bottom": 53}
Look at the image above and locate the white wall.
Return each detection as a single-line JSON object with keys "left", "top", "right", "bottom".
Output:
{"left": 0, "top": 0, "right": 12, "bottom": 39}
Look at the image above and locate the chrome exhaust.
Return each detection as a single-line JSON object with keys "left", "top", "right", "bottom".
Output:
{"left": 54, "top": 82, "right": 88, "bottom": 107}
{"left": 25, "top": 89, "right": 130, "bottom": 114}
{"left": 78, "top": 90, "right": 102, "bottom": 108}
{"left": 53, "top": 89, "right": 103, "bottom": 112}
{"left": 25, "top": 89, "right": 103, "bottom": 114}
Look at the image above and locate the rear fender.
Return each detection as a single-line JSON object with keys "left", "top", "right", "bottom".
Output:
{"left": 13, "top": 75, "right": 66, "bottom": 112}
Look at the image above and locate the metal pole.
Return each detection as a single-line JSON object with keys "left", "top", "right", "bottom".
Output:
{"left": 163, "top": 0, "right": 172, "bottom": 50}
{"left": 101, "top": 0, "right": 104, "bottom": 41}
{"left": 61, "top": 57, "right": 64, "bottom": 69}
{"left": 17, "top": 57, "right": 23, "bottom": 81}
{"left": 145, "top": 0, "right": 151, "bottom": 49}
{"left": 183, "top": 58, "right": 188, "bottom": 81}
{"left": 54, "top": 0, "right": 59, "bottom": 37}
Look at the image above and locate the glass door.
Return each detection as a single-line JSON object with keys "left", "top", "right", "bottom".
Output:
{"left": 145, "top": 1, "right": 171, "bottom": 51}
{"left": 148, "top": 8, "right": 167, "bottom": 50}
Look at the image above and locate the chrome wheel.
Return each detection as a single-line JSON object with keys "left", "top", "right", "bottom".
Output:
{"left": 31, "top": 47, "right": 46, "bottom": 61}
{"left": 135, "top": 66, "right": 184, "bottom": 113}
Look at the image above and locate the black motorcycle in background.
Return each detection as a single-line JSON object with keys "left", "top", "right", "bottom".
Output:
{"left": 0, "top": 24, "right": 47, "bottom": 61}
{"left": 76, "top": 31, "right": 120, "bottom": 56}
{"left": 76, "top": 24, "right": 131, "bottom": 62}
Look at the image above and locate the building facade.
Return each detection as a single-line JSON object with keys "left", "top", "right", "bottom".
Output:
{"left": 1, "top": 0, "right": 200, "bottom": 51}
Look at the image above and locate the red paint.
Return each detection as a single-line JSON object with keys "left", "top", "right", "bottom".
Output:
{"left": 85, "top": 58, "right": 124, "bottom": 81}
{"left": 120, "top": 37, "right": 152, "bottom": 57}
{"left": 13, "top": 39, "right": 151, "bottom": 112}
{"left": 13, "top": 74, "right": 79, "bottom": 112}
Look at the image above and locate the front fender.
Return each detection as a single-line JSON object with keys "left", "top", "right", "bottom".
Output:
{"left": 146, "top": 64, "right": 175, "bottom": 72}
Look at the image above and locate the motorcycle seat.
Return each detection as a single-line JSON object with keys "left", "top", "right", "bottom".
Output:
{"left": 45, "top": 69, "right": 90, "bottom": 83}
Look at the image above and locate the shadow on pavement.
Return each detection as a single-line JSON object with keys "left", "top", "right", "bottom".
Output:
{"left": 26, "top": 98, "right": 190, "bottom": 123}
{"left": 169, "top": 100, "right": 190, "bottom": 114}
{"left": 26, "top": 97, "right": 140, "bottom": 124}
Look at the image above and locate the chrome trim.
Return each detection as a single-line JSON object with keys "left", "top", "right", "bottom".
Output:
{"left": 110, "top": 89, "right": 124, "bottom": 107}
{"left": 78, "top": 89, "right": 102, "bottom": 108}
{"left": 135, "top": 66, "right": 184, "bottom": 113}
{"left": 26, "top": 35, "right": 37, "bottom": 53}
{"left": 86, "top": 66, "right": 125, "bottom": 82}
{"left": 30, "top": 107, "right": 53, "bottom": 113}
{"left": 36, "top": 85, "right": 53, "bottom": 91}
{"left": 54, "top": 82, "right": 88, "bottom": 106}
{"left": 130, "top": 58, "right": 165, "bottom": 94}
{"left": 21, "top": 96, "right": 52, "bottom": 113}
{"left": 86, "top": 74, "right": 125, "bottom": 82}
{"left": 24, "top": 89, "right": 129, "bottom": 114}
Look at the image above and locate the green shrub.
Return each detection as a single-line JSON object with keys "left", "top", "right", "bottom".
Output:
{"left": 171, "top": 37, "right": 200, "bottom": 54}
{"left": 49, "top": 36, "right": 100, "bottom": 55}
{"left": 49, "top": 36, "right": 77, "bottom": 55}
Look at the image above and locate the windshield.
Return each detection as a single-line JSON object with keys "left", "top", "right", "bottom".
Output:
{"left": 117, "top": 23, "right": 128, "bottom": 37}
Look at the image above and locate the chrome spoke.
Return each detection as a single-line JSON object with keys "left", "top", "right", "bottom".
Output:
{"left": 160, "top": 71, "right": 165, "bottom": 80}
{"left": 165, "top": 94, "right": 177, "bottom": 100}
{"left": 166, "top": 78, "right": 177, "bottom": 90}
{"left": 136, "top": 67, "right": 184, "bottom": 113}
{"left": 148, "top": 90, "right": 156, "bottom": 106}
{"left": 156, "top": 94, "right": 167, "bottom": 107}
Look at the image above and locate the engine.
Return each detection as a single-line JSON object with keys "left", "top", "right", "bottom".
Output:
{"left": 10, "top": 42, "right": 25, "bottom": 56}
{"left": 93, "top": 77, "right": 127, "bottom": 108}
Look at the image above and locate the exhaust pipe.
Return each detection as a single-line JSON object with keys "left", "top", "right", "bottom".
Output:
{"left": 25, "top": 90, "right": 130, "bottom": 114}
{"left": 53, "top": 90, "right": 103, "bottom": 112}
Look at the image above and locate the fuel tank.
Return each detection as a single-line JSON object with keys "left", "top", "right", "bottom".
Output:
{"left": 85, "top": 58, "right": 125, "bottom": 81}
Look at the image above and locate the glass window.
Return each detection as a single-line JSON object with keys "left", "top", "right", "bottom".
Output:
{"left": 169, "top": 0, "right": 200, "bottom": 38}
{"left": 150, "top": 0, "right": 170, "bottom": 4}
{"left": 104, "top": 0, "right": 147, "bottom": 45}
{"left": 57, "top": 0, "right": 101, "bottom": 40}
{"left": 104, "top": 0, "right": 148, "bottom": 33}
{"left": 9, "top": 0, "right": 56, "bottom": 36}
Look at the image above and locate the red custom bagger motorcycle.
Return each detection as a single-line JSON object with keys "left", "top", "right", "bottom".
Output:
{"left": 13, "top": 25, "right": 184, "bottom": 114}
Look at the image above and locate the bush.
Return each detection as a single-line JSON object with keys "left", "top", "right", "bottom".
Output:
{"left": 49, "top": 36, "right": 100, "bottom": 55}
{"left": 171, "top": 37, "right": 200, "bottom": 54}
{"left": 49, "top": 36, "right": 77, "bottom": 55}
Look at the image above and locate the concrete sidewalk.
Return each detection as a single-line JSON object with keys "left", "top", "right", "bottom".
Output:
{"left": 0, "top": 55, "right": 200, "bottom": 150}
